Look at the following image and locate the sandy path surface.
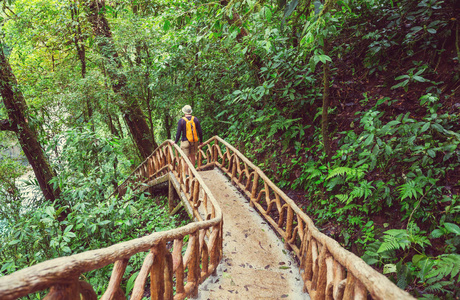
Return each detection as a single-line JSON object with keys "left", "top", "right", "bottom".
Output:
{"left": 197, "top": 169, "right": 309, "bottom": 300}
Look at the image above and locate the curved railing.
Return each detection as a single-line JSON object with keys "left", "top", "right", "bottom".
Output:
{"left": 0, "top": 141, "right": 223, "bottom": 300}
{"left": 197, "top": 136, "right": 414, "bottom": 300}
{"left": 0, "top": 136, "right": 415, "bottom": 300}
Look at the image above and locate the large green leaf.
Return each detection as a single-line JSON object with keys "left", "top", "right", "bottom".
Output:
{"left": 444, "top": 223, "right": 460, "bottom": 235}
{"left": 283, "top": 0, "right": 299, "bottom": 19}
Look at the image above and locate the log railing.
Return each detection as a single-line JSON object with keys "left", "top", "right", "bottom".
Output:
{"left": 197, "top": 136, "right": 415, "bottom": 300}
{"left": 0, "top": 141, "right": 223, "bottom": 300}
{"left": 0, "top": 136, "right": 415, "bottom": 300}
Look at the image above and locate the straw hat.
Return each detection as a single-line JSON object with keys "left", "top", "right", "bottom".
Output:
{"left": 182, "top": 105, "right": 192, "bottom": 114}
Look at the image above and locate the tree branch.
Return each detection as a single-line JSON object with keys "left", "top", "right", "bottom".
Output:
{"left": 0, "top": 119, "right": 17, "bottom": 132}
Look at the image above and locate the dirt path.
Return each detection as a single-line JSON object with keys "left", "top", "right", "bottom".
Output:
{"left": 198, "top": 169, "right": 309, "bottom": 300}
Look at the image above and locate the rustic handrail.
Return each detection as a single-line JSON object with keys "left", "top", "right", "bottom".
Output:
{"left": 197, "top": 136, "right": 414, "bottom": 300}
{"left": 0, "top": 136, "right": 415, "bottom": 300}
{"left": 0, "top": 140, "right": 223, "bottom": 300}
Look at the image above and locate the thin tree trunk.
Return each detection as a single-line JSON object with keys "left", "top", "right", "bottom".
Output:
{"left": 70, "top": 1, "right": 93, "bottom": 129}
{"left": 163, "top": 111, "right": 173, "bottom": 139}
{"left": 142, "top": 44, "right": 156, "bottom": 144}
{"left": 87, "top": 0, "right": 157, "bottom": 159}
{"left": 321, "top": 45, "right": 331, "bottom": 161}
{"left": 70, "top": 1, "right": 92, "bottom": 123}
{"left": 0, "top": 47, "right": 62, "bottom": 204}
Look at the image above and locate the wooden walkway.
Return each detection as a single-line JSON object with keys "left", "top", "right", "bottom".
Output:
{"left": 198, "top": 169, "right": 308, "bottom": 299}
{"left": 0, "top": 137, "right": 415, "bottom": 300}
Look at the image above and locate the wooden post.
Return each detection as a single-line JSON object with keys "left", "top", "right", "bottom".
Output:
{"left": 199, "top": 229, "right": 209, "bottom": 278}
{"left": 315, "top": 246, "right": 329, "bottom": 299}
{"left": 343, "top": 273, "right": 356, "bottom": 300}
{"left": 151, "top": 242, "right": 166, "bottom": 300}
{"left": 335, "top": 278, "right": 347, "bottom": 300}
{"left": 43, "top": 280, "right": 80, "bottom": 300}
{"left": 192, "top": 180, "right": 200, "bottom": 207}
{"left": 231, "top": 156, "right": 237, "bottom": 183}
{"left": 197, "top": 147, "right": 202, "bottom": 168}
{"left": 164, "top": 252, "right": 174, "bottom": 300}
{"left": 132, "top": 253, "right": 154, "bottom": 300}
{"left": 305, "top": 238, "right": 315, "bottom": 281}
{"left": 285, "top": 207, "right": 294, "bottom": 250}
{"left": 101, "top": 259, "right": 128, "bottom": 300}
{"left": 209, "top": 226, "right": 220, "bottom": 275}
{"left": 168, "top": 176, "right": 177, "bottom": 214}
{"left": 312, "top": 243, "right": 324, "bottom": 291}
{"left": 187, "top": 232, "right": 200, "bottom": 298}
{"left": 354, "top": 279, "right": 367, "bottom": 300}
{"left": 78, "top": 280, "right": 97, "bottom": 300}
{"left": 333, "top": 259, "right": 345, "bottom": 299}
{"left": 172, "top": 239, "right": 185, "bottom": 295}
{"left": 250, "top": 173, "right": 259, "bottom": 208}
{"left": 300, "top": 231, "right": 309, "bottom": 270}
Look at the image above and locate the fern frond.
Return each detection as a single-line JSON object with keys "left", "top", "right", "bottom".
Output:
{"left": 326, "top": 167, "right": 356, "bottom": 180}
{"left": 426, "top": 254, "right": 460, "bottom": 280}
{"left": 377, "top": 240, "right": 400, "bottom": 253}
{"left": 335, "top": 194, "right": 350, "bottom": 203}
{"left": 305, "top": 167, "right": 322, "bottom": 179}
{"left": 383, "top": 229, "right": 407, "bottom": 237}
{"left": 377, "top": 229, "right": 410, "bottom": 253}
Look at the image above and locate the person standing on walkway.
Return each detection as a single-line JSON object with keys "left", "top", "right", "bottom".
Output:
{"left": 172, "top": 105, "right": 203, "bottom": 173}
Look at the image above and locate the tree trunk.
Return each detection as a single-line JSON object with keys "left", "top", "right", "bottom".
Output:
{"left": 70, "top": 1, "right": 92, "bottom": 124}
{"left": 163, "top": 110, "right": 173, "bottom": 139}
{"left": 87, "top": 0, "right": 157, "bottom": 159}
{"left": 0, "top": 47, "right": 61, "bottom": 204}
{"left": 141, "top": 44, "right": 156, "bottom": 144}
{"left": 321, "top": 47, "right": 331, "bottom": 161}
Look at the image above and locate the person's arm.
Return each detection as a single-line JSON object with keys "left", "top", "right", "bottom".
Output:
{"left": 195, "top": 118, "right": 203, "bottom": 143}
{"left": 174, "top": 119, "right": 183, "bottom": 144}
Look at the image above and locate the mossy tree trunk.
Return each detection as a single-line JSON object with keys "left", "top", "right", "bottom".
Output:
{"left": 87, "top": 0, "right": 157, "bottom": 159}
{"left": 0, "top": 46, "right": 62, "bottom": 204}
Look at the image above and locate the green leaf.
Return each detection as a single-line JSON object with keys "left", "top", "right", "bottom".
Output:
{"left": 126, "top": 271, "right": 140, "bottom": 294}
{"left": 430, "top": 229, "right": 444, "bottom": 238}
{"left": 395, "top": 75, "right": 410, "bottom": 80}
{"left": 412, "top": 75, "right": 428, "bottom": 82}
{"left": 45, "top": 206, "right": 55, "bottom": 218}
{"left": 420, "top": 122, "right": 430, "bottom": 133}
{"left": 444, "top": 223, "right": 460, "bottom": 235}
{"left": 383, "top": 264, "right": 397, "bottom": 274}
{"left": 412, "top": 254, "right": 425, "bottom": 264}
{"left": 363, "top": 133, "right": 374, "bottom": 146}
{"left": 387, "top": 120, "right": 401, "bottom": 127}
{"left": 8, "top": 239, "right": 21, "bottom": 246}
{"left": 264, "top": 7, "right": 272, "bottom": 21}
{"left": 365, "top": 258, "right": 379, "bottom": 265}
{"left": 64, "top": 225, "right": 74, "bottom": 234}
{"left": 391, "top": 79, "right": 409, "bottom": 90}
{"left": 317, "top": 54, "right": 332, "bottom": 64}
{"left": 284, "top": 0, "right": 299, "bottom": 19}
{"left": 302, "top": 32, "right": 314, "bottom": 45}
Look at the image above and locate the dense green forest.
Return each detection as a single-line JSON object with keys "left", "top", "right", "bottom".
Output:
{"left": 0, "top": 0, "right": 459, "bottom": 298}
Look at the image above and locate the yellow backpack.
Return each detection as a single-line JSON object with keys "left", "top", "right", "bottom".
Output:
{"left": 182, "top": 116, "right": 199, "bottom": 142}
